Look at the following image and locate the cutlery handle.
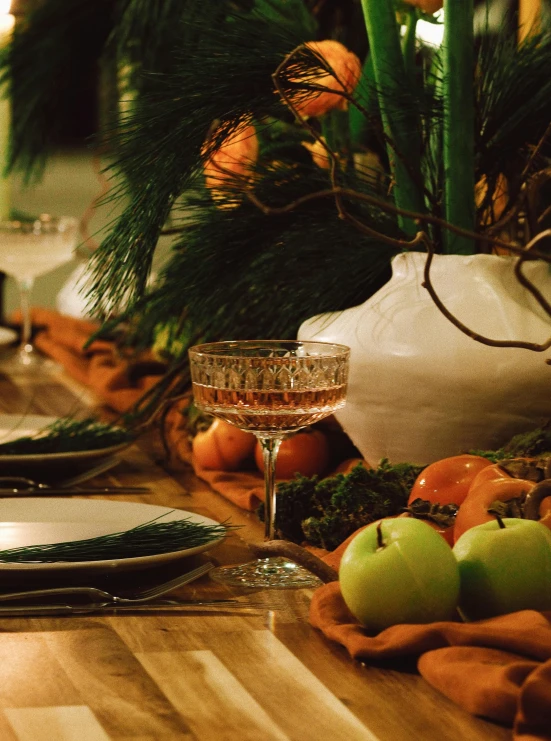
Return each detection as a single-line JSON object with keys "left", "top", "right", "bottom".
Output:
{"left": 0, "top": 563, "right": 214, "bottom": 604}
{"left": 0, "top": 604, "right": 77, "bottom": 616}
{"left": 0, "top": 586, "right": 100, "bottom": 602}
{"left": 0, "top": 600, "right": 260, "bottom": 616}
{"left": 60, "top": 487, "right": 150, "bottom": 494}
{"left": 0, "top": 487, "right": 150, "bottom": 496}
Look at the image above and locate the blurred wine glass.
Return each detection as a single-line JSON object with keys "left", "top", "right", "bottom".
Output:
{"left": 189, "top": 339, "right": 350, "bottom": 588}
{"left": 0, "top": 215, "right": 79, "bottom": 369}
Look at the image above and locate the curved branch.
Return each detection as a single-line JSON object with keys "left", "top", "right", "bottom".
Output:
{"left": 272, "top": 45, "right": 350, "bottom": 223}
{"left": 245, "top": 185, "right": 551, "bottom": 262}
{"left": 272, "top": 44, "right": 431, "bottom": 214}
{"left": 419, "top": 232, "right": 551, "bottom": 354}
{"left": 514, "top": 230, "right": 551, "bottom": 317}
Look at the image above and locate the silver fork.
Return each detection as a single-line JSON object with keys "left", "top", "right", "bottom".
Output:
{"left": 0, "top": 561, "right": 215, "bottom": 605}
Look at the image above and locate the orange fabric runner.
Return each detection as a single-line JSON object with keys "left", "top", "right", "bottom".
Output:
{"left": 189, "top": 465, "right": 264, "bottom": 510}
{"left": 26, "top": 308, "right": 166, "bottom": 414}
{"left": 23, "top": 310, "right": 551, "bottom": 737}
{"left": 310, "top": 531, "right": 551, "bottom": 740}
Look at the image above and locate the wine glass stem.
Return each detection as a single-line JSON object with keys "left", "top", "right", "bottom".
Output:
{"left": 17, "top": 277, "right": 34, "bottom": 354}
{"left": 258, "top": 435, "right": 283, "bottom": 541}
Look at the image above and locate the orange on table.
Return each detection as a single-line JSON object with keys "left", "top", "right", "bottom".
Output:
{"left": 192, "top": 418, "right": 256, "bottom": 471}
{"left": 408, "top": 454, "right": 492, "bottom": 508}
{"left": 333, "top": 457, "right": 371, "bottom": 475}
{"left": 255, "top": 429, "right": 330, "bottom": 479}
{"left": 453, "top": 476, "right": 537, "bottom": 542}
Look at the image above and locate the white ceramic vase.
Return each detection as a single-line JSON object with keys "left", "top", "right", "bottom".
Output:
{"left": 298, "top": 251, "right": 551, "bottom": 465}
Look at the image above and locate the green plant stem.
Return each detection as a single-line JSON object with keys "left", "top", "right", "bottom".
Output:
{"left": 401, "top": 8, "right": 418, "bottom": 87}
{"left": 321, "top": 109, "right": 353, "bottom": 168}
{"left": 349, "top": 52, "right": 377, "bottom": 148}
{"left": 442, "top": 0, "right": 475, "bottom": 254}
{"left": 359, "top": 0, "right": 425, "bottom": 236}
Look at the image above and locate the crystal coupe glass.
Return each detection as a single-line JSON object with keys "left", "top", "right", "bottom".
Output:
{"left": 189, "top": 340, "right": 350, "bottom": 588}
{"left": 0, "top": 215, "right": 79, "bottom": 369}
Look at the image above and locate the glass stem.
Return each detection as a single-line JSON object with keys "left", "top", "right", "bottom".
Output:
{"left": 18, "top": 277, "right": 34, "bottom": 354}
{"left": 259, "top": 435, "right": 283, "bottom": 541}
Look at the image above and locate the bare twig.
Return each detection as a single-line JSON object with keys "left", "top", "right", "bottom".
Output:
{"left": 513, "top": 229, "right": 551, "bottom": 317}
{"left": 419, "top": 232, "right": 551, "bottom": 355}
{"left": 245, "top": 185, "right": 551, "bottom": 262}
{"left": 272, "top": 44, "right": 430, "bottom": 217}
{"left": 271, "top": 46, "right": 345, "bottom": 219}
{"left": 520, "top": 123, "right": 551, "bottom": 183}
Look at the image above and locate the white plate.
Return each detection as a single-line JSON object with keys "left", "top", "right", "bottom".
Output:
{"left": 0, "top": 498, "right": 224, "bottom": 574}
{"left": 0, "top": 327, "right": 17, "bottom": 347}
{"left": 0, "top": 414, "right": 59, "bottom": 444}
{"left": 0, "top": 414, "right": 131, "bottom": 477}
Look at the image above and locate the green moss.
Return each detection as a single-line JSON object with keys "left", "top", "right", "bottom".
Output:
{"left": 265, "top": 423, "right": 551, "bottom": 550}
{"left": 470, "top": 423, "right": 551, "bottom": 462}
{"left": 259, "top": 459, "right": 423, "bottom": 550}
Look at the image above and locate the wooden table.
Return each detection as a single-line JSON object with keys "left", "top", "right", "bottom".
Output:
{"left": 0, "top": 364, "right": 512, "bottom": 741}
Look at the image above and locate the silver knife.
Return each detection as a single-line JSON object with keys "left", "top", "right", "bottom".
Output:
{"left": 0, "top": 486, "right": 150, "bottom": 496}
{"left": 0, "top": 599, "right": 265, "bottom": 616}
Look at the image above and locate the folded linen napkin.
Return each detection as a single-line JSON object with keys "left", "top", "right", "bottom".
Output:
{"left": 190, "top": 465, "right": 264, "bottom": 510}
{"left": 18, "top": 308, "right": 168, "bottom": 413}
{"left": 309, "top": 530, "right": 551, "bottom": 740}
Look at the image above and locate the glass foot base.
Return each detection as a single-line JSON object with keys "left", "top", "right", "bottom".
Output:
{"left": 209, "top": 556, "right": 322, "bottom": 589}
{"left": 0, "top": 347, "right": 59, "bottom": 376}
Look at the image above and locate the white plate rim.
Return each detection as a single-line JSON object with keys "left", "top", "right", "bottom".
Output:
{"left": 0, "top": 327, "right": 17, "bottom": 347}
{"left": 0, "top": 442, "right": 131, "bottom": 465}
{"left": 0, "top": 498, "right": 225, "bottom": 573}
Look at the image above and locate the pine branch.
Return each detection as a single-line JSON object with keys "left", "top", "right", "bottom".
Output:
{"left": 0, "top": 417, "right": 134, "bottom": 455}
{"left": 2, "top": 0, "right": 119, "bottom": 179}
{"left": 475, "top": 27, "right": 551, "bottom": 197}
{"left": 85, "top": 6, "right": 316, "bottom": 316}
{"left": 126, "top": 162, "right": 399, "bottom": 349}
{"left": 0, "top": 515, "right": 234, "bottom": 562}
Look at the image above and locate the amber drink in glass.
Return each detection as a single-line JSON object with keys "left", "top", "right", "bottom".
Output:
{"left": 189, "top": 340, "right": 350, "bottom": 588}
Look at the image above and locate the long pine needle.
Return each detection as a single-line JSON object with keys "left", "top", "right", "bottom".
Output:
{"left": 0, "top": 515, "right": 234, "bottom": 563}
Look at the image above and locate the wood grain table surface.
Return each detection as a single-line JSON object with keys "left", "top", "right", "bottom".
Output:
{"left": 0, "top": 363, "right": 512, "bottom": 741}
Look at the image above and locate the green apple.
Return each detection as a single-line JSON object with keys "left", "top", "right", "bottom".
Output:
{"left": 453, "top": 517, "right": 551, "bottom": 620}
{"left": 339, "top": 517, "right": 460, "bottom": 632}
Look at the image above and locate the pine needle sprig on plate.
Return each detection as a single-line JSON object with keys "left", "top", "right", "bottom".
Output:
{"left": 0, "top": 514, "right": 235, "bottom": 563}
{"left": 2, "top": 0, "right": 116, "bottom": 180}
{"left": 0, "top": 417, "right": 135, "bottom": 456}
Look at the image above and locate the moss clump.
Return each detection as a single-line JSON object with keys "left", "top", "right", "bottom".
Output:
{"left": 258, "top": 460, "right": 423, "bottom": 550}
{"left": 470, "top": 422, "right": 551, "bottom": 462}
